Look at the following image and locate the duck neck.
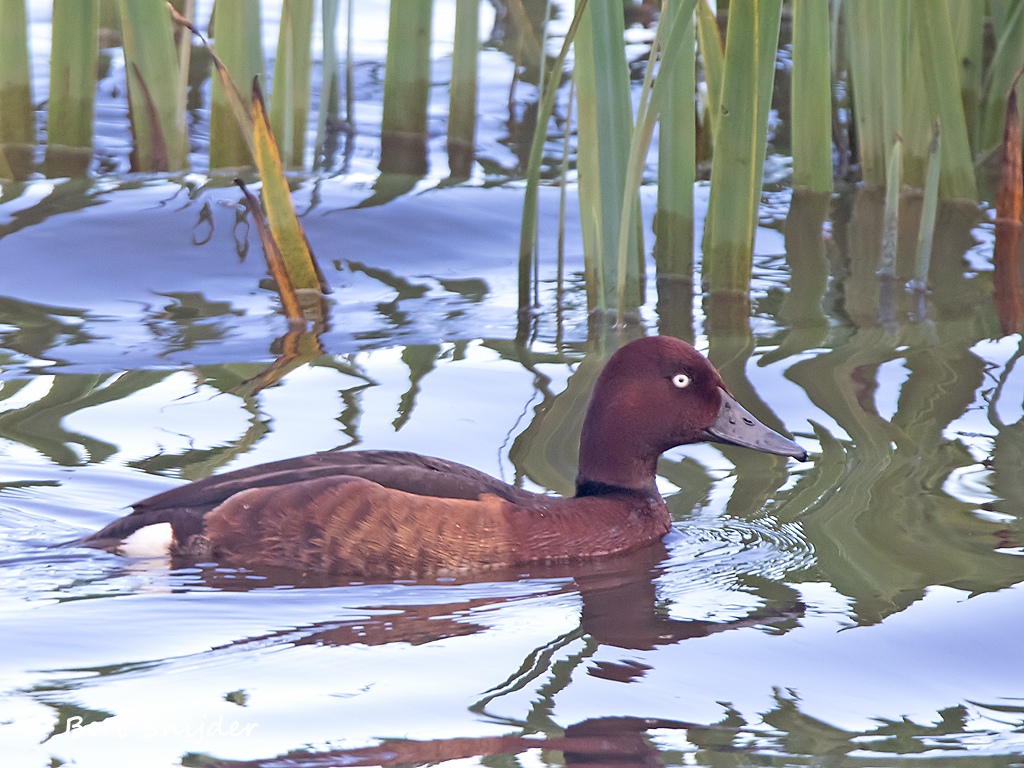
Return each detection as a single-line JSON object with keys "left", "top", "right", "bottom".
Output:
{"left": 574, "top": 414, "right": 661, "bottom": 497}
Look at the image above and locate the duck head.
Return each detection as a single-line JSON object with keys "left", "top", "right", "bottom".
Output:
{"left": 576, "top": 336, "right": 806, "bottom": 496}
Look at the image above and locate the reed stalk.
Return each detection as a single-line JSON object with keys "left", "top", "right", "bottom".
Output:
{"left": 879, "top": 135, "right": 902, "bottom": 278}
{"left": 380, "top": 0, "right": 433, "bottom": 175}
{"left": 911, "top": 120, "right": 941, "bottom": 289}
{"left": 573, "top": 0, "right": 639, "bottom": 313}
{"left": 695, "top": 0, "right": 723, "bottom": 141}
{"left": 210, "top": 0, "right": 264, "bottom": 168}
{"left": 877, "top": 1, "right": 903, "bottom": 173}
{"left": 979, "top": 0, "right": 1024, "bottom": 154}
{"left": 701, "top": 0, "right": 783, "bottom": 296}
{"left": 518, "top": 1, "right": 587, "bottom": 316}
{"left": 843, "top": 0, "right": 887, "bottom": 188}
{"left": 902, "top": 17, "right": 930, "bottom": 187}
{"left": 656, "top": 0, "right": 697, "bottom": 281}
{"left": 45, "top": 0, "right": 100, "bottom": 176}
{"left": 270, "top": 0, "right": 314, "bottom": 169}
{"left": 447, "top": 0, "right": 480, "bottom": 178}
{"left": 947, "top": 0, "right": 984, "bottom": 151}
{"left": 0, "top": 0, "right": 33, "bottom": 179}
{"left": 314, "top": 0, "right": 342, "bottom": 171}
{"left": 993, "top": 84, "right": 1023, "bottom": 334}
{"left": 909, "top": 0, "right": 976, "bottom": 201}
{"left": 175, "top": 1, "right": 193, "bottom": 127}
{"left": 118, "top": 0, "right": 189, "bottom": 171}
{"left": 791, "top": 0, "right": 833, "bottom": 194}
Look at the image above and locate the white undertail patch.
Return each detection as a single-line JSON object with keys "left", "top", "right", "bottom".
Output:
{"left": 118, "top": 522, "right": 174, "bottom": 558}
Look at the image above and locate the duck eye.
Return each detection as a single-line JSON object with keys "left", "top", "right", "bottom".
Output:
{"left": 671, "top": 373, "right": 691, "bottom": 389}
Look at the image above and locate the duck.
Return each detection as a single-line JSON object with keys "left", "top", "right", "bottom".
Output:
{"left": 78, "top": 335, "right": 806, "bottom": 577}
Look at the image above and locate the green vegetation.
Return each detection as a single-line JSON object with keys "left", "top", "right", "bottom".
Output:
{"left": 1, "top": 0, "right": 1022, "bottom": 313}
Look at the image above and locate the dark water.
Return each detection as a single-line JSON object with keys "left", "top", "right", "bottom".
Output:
{"left": 2, "top": 2, "right": 1024, "bottom": 767}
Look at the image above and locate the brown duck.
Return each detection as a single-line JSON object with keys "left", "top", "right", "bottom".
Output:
{"left": 79, "top": 336, "right": 806, "bottom": 577}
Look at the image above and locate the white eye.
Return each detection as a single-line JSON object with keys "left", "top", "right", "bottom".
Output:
{"left": 671, "top": 373, "right": 691, "bottom": 389}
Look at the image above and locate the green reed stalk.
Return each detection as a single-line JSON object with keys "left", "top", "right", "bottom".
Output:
{"left": 791, "top": 0, "right": 833, "bottom": 194}
{"left": 380, "top": 0, "right": 433, "bottom": 175}
{"left": 947, "top": 0, "right": 983, "bottom": 152}
{"left": 879, "top": 135, "right": 902, "bottom": 278}
{"left": 314, "top": 0, "right": 342, "bottom": 170}
{"left": 979, "top": 0, "right": 1024, "bottom": 154}
{"left": 877, "top": 1, "right": 903, "bottom": 169}
{"left": 656, "top": 0, "right": 698, "bottom": 280}
{"left": 901, "top": 18, "right": 931, "bottom": 187}
{"left": 843, "top": 0, "right": 886, "bottom": 188}
{"left": 990, "top": 0, "right": 1012, "bottom": 44}
{"left": 0, "top": 0, "right": 33, "bottom": 179}
{"left": 45, "top": 0, "right": 99, "bottom": 175}
{"left": 615, "top": 0, "right": 697, "bottom": 320}
{"left": 573, "top": 0, "right": 639, "bottom": 313}
{"left": 270, "top": 0, "right": 314, "bottom": 169}
{"left": 911, "top": 121, "right": 941, "bottom": 288}
{"left": 119, "top": 0, "right": 189, "bottom": 171}
{"left": 210, "top": 0, "right": 263, "bottom": 168}
{"left": 695, "top": 0, "right": 723, "bottom": 141}
{"left": 701, "top": 0, "right": 783, "bottom": 296}
{"left": 447, "top": 0, "right": 480, "bottom": 178}
{"left": 909, "top": 0, "right": 976, "bottom": 201}
{"left": 518, "top": 1, "right": 587, "bottom": 315}
{"left": 175, "top": 1, "right": 193, "bottom": 129}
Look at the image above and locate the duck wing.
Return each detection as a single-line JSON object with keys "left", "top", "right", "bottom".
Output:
{"left": 79, "top": 450, "right": 542, "bottom": 552}
{"left": 132, "top": 450, "right": 540, "bottom": 514}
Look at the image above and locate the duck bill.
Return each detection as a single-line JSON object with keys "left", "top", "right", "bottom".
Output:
{"left": 705, "top": 388, "right": 807, "bottom": 460}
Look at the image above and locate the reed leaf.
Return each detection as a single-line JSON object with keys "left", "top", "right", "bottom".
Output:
{"left": 380, "top": 0, "right": 433, "bottom": 175}
{"left": 210, "top": 0, "right": 264, "bottom": 168}
{"left": 170, "top": 6, "right": 255, "bottom": 158}
{"left": 448, "top": 0, "right": 480, "bottom": 178}
{"left": 270, "top": 0, "right": 314, "bottom": 169}
{"left": 574, "top": 0, "right": 639, "bottom": 312}
{"left": 251, "top": 80, "right": 325, "bottom": 293}
{"left": 45, "top": 0, "right": 99, "bottom": 175}
{"left": 911, "top": 120, "right": 941, "bottom": 289}
{"left": 791, "top": 0, "right": 833, "bottom": 194}
{"left": 909, "top": 0, "right": 977, "bottom": 201}
{"left": 118, "top": 0, "right": 188, "bottom": 171}
{"left": 701, "top": 0, "right": 783, "bottom": 296}
{"left": 0, "top": 0, "right": 33, "bottom": 179}
{"left": 236, "top": 180, "right": 305, "bottom": 322}
{"left": 980, "top": 0, "right": 1024, "bottom": 154}
{"left": 656, "top": 0, "right": 698, "bottom": 281}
